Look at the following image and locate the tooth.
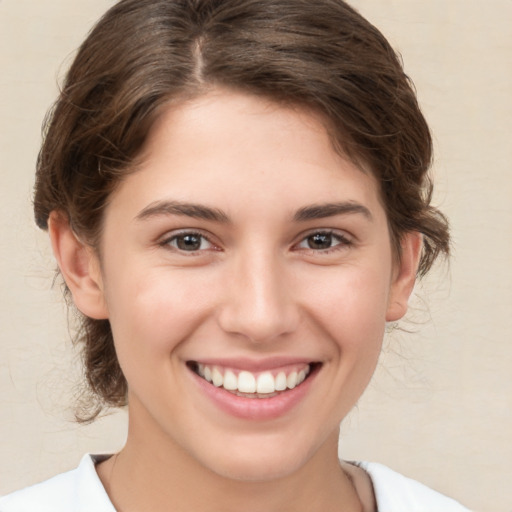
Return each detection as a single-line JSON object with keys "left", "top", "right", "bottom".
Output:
{"left": 223, "top": 370, "right": 238, "bottom": 390}
{"left": 238, "top": 371, "right": 256, "bottom": 393}
{"left": 256, "top": 372, "right": 275, "bottom": 394}
{"left": 212, "top": 367, "right": 223, "bottom": 387}
{"left": 287, "top": 371, "right": 298, "bottom": 389}
{"left": 276, "top": 372, "right": 288, "bottom": 391}
{"left": 200, "top": 364, "right": 312, "bottom": 394}
{"left": 275, "top": 372, "right": 287, "bottom": 391}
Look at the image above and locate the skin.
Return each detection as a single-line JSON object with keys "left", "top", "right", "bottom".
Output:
{"left": 49, "top": 89, "right": 421, "bottom": 512}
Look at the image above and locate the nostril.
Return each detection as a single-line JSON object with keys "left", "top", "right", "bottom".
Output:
{"left": 217, "top": 307, "right": 300, "bottom": 344}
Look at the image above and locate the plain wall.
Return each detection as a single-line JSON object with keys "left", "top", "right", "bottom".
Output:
{"left": 1, "top": 1, "right": 511, "bottom": 510}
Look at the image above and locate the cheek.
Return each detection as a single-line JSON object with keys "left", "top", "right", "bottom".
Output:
{"left": 103, "top": 271, "right": 208, "bottom": 407}
{"left": 295, "top": 266, "right": 391, "bottom": 426}
{"left": 104, "top": 267, "right": 215, "bottom": 358}
{"left": 305, "top": 264, "right": 391, "bottom": 343}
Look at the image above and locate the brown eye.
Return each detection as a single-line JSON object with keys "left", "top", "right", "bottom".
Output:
{"left": 166, "top": 233, "right": 212, "bottom": 252}
{"left": 296, "top": 231, "right": 351, "bottom": 252}
{"left": 307, "top": 233, "right": 333, "bottom": 250}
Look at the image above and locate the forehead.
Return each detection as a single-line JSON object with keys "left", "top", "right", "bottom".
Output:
{"left": 107, "top": 89, "right": 384, "bottom": 223}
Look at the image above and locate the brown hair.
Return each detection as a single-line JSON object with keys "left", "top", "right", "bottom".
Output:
{"left": 34, "top": 0, "right": 449, "bottom": 421}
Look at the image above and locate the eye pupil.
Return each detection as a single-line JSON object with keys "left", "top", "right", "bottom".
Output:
{"left": 308, "top": 233, "right": 332, "bottom": 249}
{"left": 177, "top": 234, "right": 201, "bottom": 251}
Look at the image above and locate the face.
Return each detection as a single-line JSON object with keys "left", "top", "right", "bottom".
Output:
{"left": 70, "top": 89, "right": 417, "bottom": 481}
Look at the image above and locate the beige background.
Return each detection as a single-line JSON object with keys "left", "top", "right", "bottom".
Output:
{"left": 1, "top": 1, "right": 511, "bottom": 510}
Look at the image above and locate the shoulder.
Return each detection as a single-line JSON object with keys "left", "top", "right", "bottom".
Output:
{"left": 0, "top": 455, "right": 115, "bottom": 512}
{"left": 356, "top": 461, "right": 472, "bottom": 512}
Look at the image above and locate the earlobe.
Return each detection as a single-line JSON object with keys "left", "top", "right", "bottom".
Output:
{"left": 48, "top": 211, "right": 109, "bottom": 320}
{"left": 385, "top": 231, "right": 422, "bottom": 322}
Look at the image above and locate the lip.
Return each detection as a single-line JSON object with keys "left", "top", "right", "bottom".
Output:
{"left": 187, "top": 360, "right": 320, "bottom": 421}
{"left": 191, "top": 356, "right": 316, "bottom": 373}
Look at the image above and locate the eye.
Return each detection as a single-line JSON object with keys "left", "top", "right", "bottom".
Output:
{"left": 164, "top": 232, "right": 214, "bottom": 252}
{"left": 296, "top": 231, "right": 351, "bottom": 252}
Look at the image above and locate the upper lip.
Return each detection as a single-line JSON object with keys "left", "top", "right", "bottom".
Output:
{"left": 188, "top": 356, "right": 320, "bottom": 372}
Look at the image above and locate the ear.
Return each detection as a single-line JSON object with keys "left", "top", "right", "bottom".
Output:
{"left": 48, "top": 211, "right": 109, "bottom": 320}
{"left": 385, "top": 231, "right": 422, "bottom": 322}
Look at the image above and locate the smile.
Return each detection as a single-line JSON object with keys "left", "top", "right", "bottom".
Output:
{"left": 199, "top": 363, "right": 309, "bottom": 397}
{"left": 187, "top": 362, "right": 316, "bottom": 398}
{"left": 187, "top": 360, "right": 321, "bottom": 420}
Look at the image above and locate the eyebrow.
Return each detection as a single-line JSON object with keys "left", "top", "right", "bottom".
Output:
{"left": 293, "top": 202, "right": 373, "bottom": 222}
{"left": 135, "top": 199, "right": 373, "bottom": 223}
{"left": 135, "top": 200, "right": 230, "bottom": 223}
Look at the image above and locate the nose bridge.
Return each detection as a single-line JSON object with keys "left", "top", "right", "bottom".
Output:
{"left": 218, "top": 245, "right": 299, "bottom": 343}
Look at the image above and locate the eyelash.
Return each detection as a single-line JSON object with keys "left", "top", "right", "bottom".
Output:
{"left": 294, "top": 230, "right": 353, "bottom": 254}
{"left": 160, "top": 229, "right": 352, "bottom": 255}
{"left": 160, "top": 231, "right": 217, "bottom": 254}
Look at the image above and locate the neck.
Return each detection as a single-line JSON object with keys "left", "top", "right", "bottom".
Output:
{"left": 97, "top": 413, "right": 363, "bottom": 512}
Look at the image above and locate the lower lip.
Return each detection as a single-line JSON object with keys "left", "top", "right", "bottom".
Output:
{"left": 189, "top": 366, "right": 319, "bottom": 421}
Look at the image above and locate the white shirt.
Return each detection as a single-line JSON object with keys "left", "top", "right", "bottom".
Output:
{"left": 0, "top": 454, "right": 471, "bottom": 512}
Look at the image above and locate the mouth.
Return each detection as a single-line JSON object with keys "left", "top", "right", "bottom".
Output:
{"left": 187, "top": 361, "right": 320, "bottom": 399}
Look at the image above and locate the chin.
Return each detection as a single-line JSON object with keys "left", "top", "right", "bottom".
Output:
{"left": 194, "top": 432, "right": 322, "bottom": 483}
{"left": 211, "top": 453, "right": 307, "bottom": 483}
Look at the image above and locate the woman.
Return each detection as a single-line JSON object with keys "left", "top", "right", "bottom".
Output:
{"left": 0, "top": 0, "right": 470, "bottom": 510}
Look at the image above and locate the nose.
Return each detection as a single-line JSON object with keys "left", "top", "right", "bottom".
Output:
{"left": 217, "top": 250, "right": 300, "bottom": 344}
